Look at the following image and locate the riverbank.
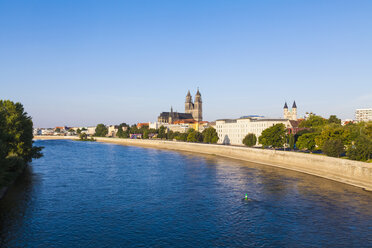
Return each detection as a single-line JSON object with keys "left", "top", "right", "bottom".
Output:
{"left": 33, "top": 136, "right": 372, "bottom": 191}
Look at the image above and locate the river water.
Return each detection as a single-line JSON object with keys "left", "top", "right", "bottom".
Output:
{"left": 0, "top": 140, "right": 372, "bottom": 247}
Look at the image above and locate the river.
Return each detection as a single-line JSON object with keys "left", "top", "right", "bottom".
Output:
{"left": 0, "top": 140, "right": 371, "bottom": 247}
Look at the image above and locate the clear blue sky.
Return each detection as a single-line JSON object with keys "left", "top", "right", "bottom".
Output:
{"left": 1, "top": 0, "right": 371, "bottom": 127}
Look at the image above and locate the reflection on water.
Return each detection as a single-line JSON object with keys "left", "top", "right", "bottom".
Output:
{"left": 0, "top": 140, "right": 372, "bottom": 247}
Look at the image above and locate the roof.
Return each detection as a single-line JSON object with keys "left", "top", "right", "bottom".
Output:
{"left": 289, "top": 120, "right": 300, "bottom": 128}
{"left": 159, "top": 112, "right": 193, "bottom": 120}
{"left": 292, "top": 101, "right": 297, "bottom": 108}
{"left": 173, "top": 119, "right": 196, "bottom": 124}
{"left": 284, "top": 102, "right": 288, "bottom": 109}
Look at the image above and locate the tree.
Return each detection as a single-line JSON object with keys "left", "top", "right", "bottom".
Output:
{"left": 346, "top": 135, "right": 372, "bottom": 161}
{"left": 187, "top": 130, "right": 203, "bottom": 142}
{"left": 143, "top": 130, "right": 149, "bottom": 139}
{"left": 258, "top": 124, "right": 287, "bottom": 149}
{"left": 117, "top": 123, "right": 129, "bottom": 138}
{"left": 322, "top": 139, "right": 345, "bottom": 157}
{"left": 365, "top": 121, "right": 372, "bottom": 139}
{"left": 315, "top": 124, "right": 350, "bottom": 149}
{"left": 299, "top": 114, "right": 327, "bottom": 128}
{"left": 288, "top": 134, "right": 295, "bottom": 150}
{"left": 296, "top": 133, "right": 318, "bottom": 152}
{"left": 202, "top": 127, "right": 219, "bottom": 144}
{"left": 94, "top": 124, "right": 108, "bottom": 137}
{"left": 328, "top": 115, "right": 341, "bottom": 125}
{"left": 175, "top": 133, "right": 188, "bottom": 141}
{"left": 55, "top": 128, "right": 61, "bottom": 133}
{"left": 0, "top": 100, "right": 43, "bottom": 162}
{"left": 129, "top": 124, "right": 139, "bottom": 134}
{"left": 242, "top": 133, "right": 257, "bottom": 147}
{"left": 76, "top": 128, "right": 82, "bottom": 134}
{"left": 158, "top": 126, "right": 166, "bottom": 139}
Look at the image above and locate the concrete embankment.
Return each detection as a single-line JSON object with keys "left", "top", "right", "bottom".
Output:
{"left": 34, "top": 136, "right": 372, "bottom": 191}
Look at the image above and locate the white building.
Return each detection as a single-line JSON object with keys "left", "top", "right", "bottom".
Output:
{"left": 149, "top": 122, "right": 190, "bottom": 133}
{"left": 355, "top": 108, "right": 372, "bottom": 122}
{"left": 215, "top": 117, "right": 291, "bottom": 145}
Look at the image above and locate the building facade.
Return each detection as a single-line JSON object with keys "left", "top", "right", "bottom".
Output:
{"left": 215, "top": 117, "right": 291, "bottom": 145}
{"left": 355, "top": 108, "right": 372, "bottom": 122}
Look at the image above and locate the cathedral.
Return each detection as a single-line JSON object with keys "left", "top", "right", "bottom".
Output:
{"left": 157, "top": 89, "right": 203, "bottom": 124}
{"left": 283, "top": 101, "right": 297, "bottom": 120}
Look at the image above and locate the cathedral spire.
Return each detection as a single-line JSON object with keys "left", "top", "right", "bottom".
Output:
{"left": 196, "top": 87, "right": 201, "bottom": 96}
{"left": 284, "top": 102, "right": 288, "bottom": 109}
{"left": 292, "top": 101, "right": 297, "bottom": 108}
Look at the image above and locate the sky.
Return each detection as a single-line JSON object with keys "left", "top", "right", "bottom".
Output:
{"left": 0, "top": 0, "right": 371, "bottom": 127}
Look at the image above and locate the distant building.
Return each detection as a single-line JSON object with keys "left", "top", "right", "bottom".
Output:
{"left": 355, "top": 108, "right": 372, "bottom": 122}
{"left": 283, "top": 101, "right": 298, "bottom": 120}
{"left": 107, "top": 125, "right": 119, "bottom": 137}
{"left": 215, "top": 117, "right": 291, "bottom": 145}
{"left": 41, "top": 129, "right": 54, "bottom": 136}
{"left": 86, "top": 127, "right": 96, "bottom": 136}
{"left": 33, "top": 128, "right": 41, "bottom": 136}
{"left": 341, "top": 119, "right": 355, "bottom": 126}
{"left": 157, "top": 89, "right": 202, "bottom": 124}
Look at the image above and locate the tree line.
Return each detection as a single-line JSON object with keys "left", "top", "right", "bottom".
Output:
{"left": 0, "top": 100, "right": 43, "bottom": 187}
{"left": 92, "top": 123, "right": 219, "bottom": 144}
{"left": 242, "top": 114, "right": 372, "bottom": 162}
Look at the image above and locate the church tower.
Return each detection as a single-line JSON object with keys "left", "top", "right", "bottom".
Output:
{"left": 283, "top": 101, "right": 297, "bottom": 120}
{"left": 291, "top": 101, "right": 297, "bottom": 120}
{"left": 185, "top": 90, "right": 193, "bottom": 114}
{"left": 283, "top": 102, "right": 289, "bottom": 119}
{"left": 193, "top": 88, "right": 203, "bottom": 121}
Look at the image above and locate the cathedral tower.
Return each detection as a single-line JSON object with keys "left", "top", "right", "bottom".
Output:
{"left": 185, "top": 90, "right": 193, "bottom": 114}
{"left": 193, "top": 88, "right": 203, "bottom": 122}
{"left": 184, "top": 89, "right": 203, "bottom": 121}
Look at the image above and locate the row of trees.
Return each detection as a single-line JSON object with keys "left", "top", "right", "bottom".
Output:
{"left": 242, "top": 114, "right": 372, "bottom": 162}
{"left": 92, "top": 123, "right": 219, "bottom": 144}
{"left": 0, "top": 100, "right": 43, "bottom": 187}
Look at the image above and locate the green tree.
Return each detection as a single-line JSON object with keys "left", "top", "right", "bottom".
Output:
{"left": 76, "top": 128, "right": 82, "bottom": 134}
{"left": 365, "top": 121, "right": 372, "bottom": 139}
{"left": 55, "top": 128, "right": 61, "bottom": 133}
{"left": 175, "top": 133, "right": 188, "bottom": 141}
{"left": 94, "top": 124, "right": 108, "bottom": 137}
{"left": 288, "top": 134, "right": 295, "bottom": 150}
{"left": 328, "top": 115, "right": 341, "bottom": 125}
{"left": 242, "top": 133, "right": 257, "bottom": 147}
{"left": 117, "top": 123, "right": 129, "bottom": 138}
{"left": 322, "top": 139, "right": 345, "bottom": 158}
{"left": 346, "top": 135, "right": 372, "bottom": 161}
{"left": 258, "top": 124, "right": 287, "bottom": 149}
{"left": 296, "top": 132, "right": 318, "bottom": 152}
{"left": 187, "top": 130, "right": 203, "bottom": 142}
{"left": 0, "top": 110, "right": 9, "bottom": 162}
{"left": 202, "top": 127, "right": 219, "bottom": 144}
{"left": 299, "top": 114, "right": 327, "bottom": 128}
{"left": 129, "top": 125, "right": 139, "bottom": 134}
{"left": 0, "top": 100, "right": 43, "bottom": 162}
{"left": 143, "top": 130, "right": 149, "bottom": 139}
{"left": 158, "top": 126, "right": 166, "bottom": 139}
{"left": 315, "top": 124, "right": 350, "bottom": 149}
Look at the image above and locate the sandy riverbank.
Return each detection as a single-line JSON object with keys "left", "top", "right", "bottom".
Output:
{"left": 33, "top": 136, "right": 372, "bottom": 191}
